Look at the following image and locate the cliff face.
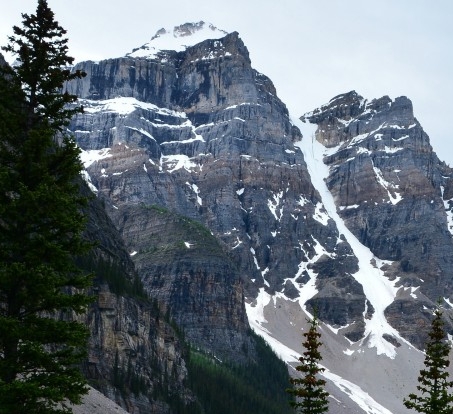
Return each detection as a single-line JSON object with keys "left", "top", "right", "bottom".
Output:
{"left": 69, "top": 28, "right": 369, "bottom": 345}
{"left": 81, "top": 186, "right": 193, "bottom": 413}
{"left": 302, "top": 91, "right": 453, "bottom": 346}
{"left": 111, "top": 203, "right": 253, "bottom": 362}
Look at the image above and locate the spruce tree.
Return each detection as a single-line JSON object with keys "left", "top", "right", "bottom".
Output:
{"left": 404, "top": 307, "right": 453, "bottom": 414}
{"left": 287, "top": 315, "right": 329, "bottom": 414}
{"left": 0, "top": 1, "right": 91, "bottom": 412}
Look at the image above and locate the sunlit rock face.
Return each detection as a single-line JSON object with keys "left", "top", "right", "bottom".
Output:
{"left": 69, "top": 27, "right": 368, "bottom": 346}
{"left": 303, "top": 91, "right": 453, "bottom": 347}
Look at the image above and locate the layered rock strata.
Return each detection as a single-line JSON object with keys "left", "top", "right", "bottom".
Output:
{"left": 81, "top": 186, "right": 193, "bottom": 413}
{"left": 69, "top": 30, "right": 368, "bottom": 344}
{"left": 303, "top": 91, "right": 453, "bottom": 346}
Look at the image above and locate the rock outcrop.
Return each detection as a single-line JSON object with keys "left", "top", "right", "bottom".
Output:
{"left": 303, "top": 91, "right": 453, "bottom": 346}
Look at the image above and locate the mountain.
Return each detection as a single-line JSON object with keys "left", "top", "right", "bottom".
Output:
{"left": 301, "top": 91, "right": 453, "bottom": 348}
{"left": 65, "top": 22, "right": 453, "bottom": 413}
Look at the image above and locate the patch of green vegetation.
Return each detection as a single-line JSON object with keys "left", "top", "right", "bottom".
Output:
{"left": 179, "top": 215, "right": 213, "bottom": 239}
{"left": 148, "top": 204, "right": 169, "bottom": 214}
{"left": 185, "top": 333, "right": 292, "bottom": 414}
{"left": 77, "top": 253, "right": 148, "bottom": 300}
{"left": 112, "top": 352, "right": 148, "bottom": 398}
{"left": 142, "top": 204, "right": 224, "bottom": 256}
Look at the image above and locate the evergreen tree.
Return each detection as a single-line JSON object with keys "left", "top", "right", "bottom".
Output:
{"left": 0, "top": 1, "right": 91, "bottom": 412}
{"left": 287, "top": 315, "right": 329, "bottom": 414}
{"left": 404, "top": 307, "right": 453, "bottom": 414}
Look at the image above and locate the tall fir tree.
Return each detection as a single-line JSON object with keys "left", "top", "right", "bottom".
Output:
{"left": 404, "top": 307, "right": 453, "bottom": 414}
{"left": 0, "top": 1, "right": 91, "bottom": 413}
{"left": 287, "top": 315, "right": 329, "bottom": 414}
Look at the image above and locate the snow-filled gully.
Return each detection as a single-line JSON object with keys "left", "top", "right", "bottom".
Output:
{"left": 293, "top": 118, "right": 408, "bottom": 357}
{"left": 245, "top": 117, "right": 413, "bottom": 414}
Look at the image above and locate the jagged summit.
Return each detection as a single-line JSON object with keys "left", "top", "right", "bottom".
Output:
{"left": 126, "top": 21, "right": 228, "bottom": 59}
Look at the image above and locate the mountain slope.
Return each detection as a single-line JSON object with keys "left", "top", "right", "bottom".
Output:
{"left": 68, "top": 21, "right": 369, "bottom": 351}
{"left": 66, "top": 23, "right": 453, "bottom": 414}
{"left": 301, "top": 91, "right": 453, "bottom": 348}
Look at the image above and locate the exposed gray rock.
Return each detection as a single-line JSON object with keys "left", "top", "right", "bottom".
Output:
{"left": 72, "top": 387, "right": 128, "bottom": 414}
{"left": 303, "top": 91, "right": 453, "bottom": 347}
{"left": 70, "top": 31, "right": 368, "bottom": 346}
{"left": 81, "top": 185, "right": 194, "bottom": 413}
{"left": 110, "top": 203, "right": 254, "bottom": 362}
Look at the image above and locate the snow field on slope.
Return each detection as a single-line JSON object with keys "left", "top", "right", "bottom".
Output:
{"left": 244, "top": 115, "right": 413, "bottom": 414}
{"left": 81, "top": 97, "right": 187, "bottom": 118}
{"left": 246, "top": 290, "right": 393, "bottom": 414}
{"left": 292, "top": 117, "right": 410, "bottom": 358}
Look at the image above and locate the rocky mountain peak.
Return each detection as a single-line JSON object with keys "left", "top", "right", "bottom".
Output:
{"left": 302, "top": 91, "right": 364, "bottom": 121}
{"left": 302, "top": 90, "right": 453, "bottom": 346}
{"left": 302, "top": 91, "right": 419, "bottom": 148}
{"left": 126, "top": 21, "right": 229, "bottom": 60}
{"left": 64, "top": 23, "right": 453, "bottom": 412}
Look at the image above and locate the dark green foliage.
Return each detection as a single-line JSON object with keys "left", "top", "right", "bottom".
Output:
{"left": 287, "top": 316, "right": 329, "bottom": 414}
{"left": 0, "top": 1, "right": 91, "bottom": 412}
{"left": 111, "top": 352, "right": 148, "bottom": 398}
{"left": 77, "top": 254, "right": 148, "bottom": 300}
{"left": 404, "top": 307, "right": 453, "bottom": 413}
{"left": 146, "top": 204, "right": 224, "bottom": 256}
{"left": 1, "top": 0, "right": 86, "bottom": 132}
{"left": 186, "top": 333, "right": 292, "bottom": 414}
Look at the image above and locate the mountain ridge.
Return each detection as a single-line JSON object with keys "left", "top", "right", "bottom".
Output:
{"left": 62, "top": 25, "right": 453, "bottom": 413}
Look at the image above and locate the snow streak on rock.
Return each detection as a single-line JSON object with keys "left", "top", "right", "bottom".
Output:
{"left": 320, "top": 368, "right": 393, "bottom": 414}
{"left": 294, "top": 118, "right": 409, "bottom": 358}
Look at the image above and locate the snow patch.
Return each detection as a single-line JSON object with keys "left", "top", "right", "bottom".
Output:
{"left": 79, "top": 147, "right": 112, "bottom": 168}
{"left": 232, "top": 237, "right": 242, "bottom": 249}
{"left": 383, "top": 146, "right": 403, "bottom": 154}
{"left": 313, "top": 202, "right": 330, "bottom": 226}
{"left": 186, "top": 182, "right": 202, "bottom": 205}
{"left": 268, "top": 191, "right": 284, "bottom": 221}
{"left": 125, "top": 126, "right": 155, "bottom": 140}
{"left": 82, "top": 97, "right": 186, "bottom": 118}
{"left": 392, "top": 134, "right": 409, "bottom": 142}
{"left": 126, "top": 22, "right": 228, "bottom": 59}
{"left": 321, "top": 367, "right": 394, "bottom": 414}
{"left": 250, "top": 248, "right": 269, "bottom": 286}
{"left": 298, "top": 195, "right": 309, "bottom": 207}
{"left": 339, "top": 204, "right": 360, "bottom": 210}
{"left": 441, "top": 186, "right": 453, "bottom": 236}
{"left": 80, "top": 170, "right": 98, "bottom": 194}
{"left": 444, "top": 297, "right": 453, "bottom": 308}
{"left": 247, "top": 292, "right": 395, "bottom": 414}
{"left": 161, "top": 154, "right": 197, "bottom": 173}
{"left": 371, "top": 161, "right": 403, "bottom": 205}
{"left": 346, "top": 123, "right": 385, "bottom": 148}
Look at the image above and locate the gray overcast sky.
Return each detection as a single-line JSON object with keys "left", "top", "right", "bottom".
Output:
{"left": 2, "top": 1, "right": 453, "bottom": 164}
